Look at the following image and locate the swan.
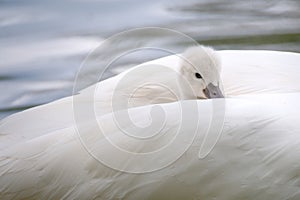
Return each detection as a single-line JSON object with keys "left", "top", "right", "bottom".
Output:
{"left": 0, "top": 93, "right": 300, "bottom": 199}
{"left": 2, "top": 48, "right": 299, "bottom": 150}
{"left": 1, "top": 47, "right": 300, "bottom": 199}
{"left": 0, "top": 45, "right": 223, "bottom": 150}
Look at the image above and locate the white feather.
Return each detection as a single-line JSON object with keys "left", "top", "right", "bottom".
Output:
{"left": 0, "top": 49, "right": 300, "bottom": 199}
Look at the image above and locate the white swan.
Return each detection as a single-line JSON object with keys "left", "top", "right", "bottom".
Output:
{"left": 0, "top": 93, "right": 300, "bottom": 199}
{"left": 1, "top": 47, "right": 300, "bottom": 199}
{"left": 0, "top": 46, "right": 223, "bottom": 150}
{"left": 2, "top": 49, "right": 300, "bottom": 150}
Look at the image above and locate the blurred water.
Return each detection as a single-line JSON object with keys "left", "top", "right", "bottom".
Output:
{"left": 1, "top": 0, "right": 300, "bottom": 119}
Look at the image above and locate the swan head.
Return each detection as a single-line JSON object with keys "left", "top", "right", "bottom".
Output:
{"left": 179, "top": 46, "right": 224, "bottom": 99}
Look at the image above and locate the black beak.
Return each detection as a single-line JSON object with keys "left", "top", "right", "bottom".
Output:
{"left": 203, "top": 83, "right": 224, "bottom": 98}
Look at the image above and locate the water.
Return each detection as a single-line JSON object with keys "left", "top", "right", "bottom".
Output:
{"left": 1, "top": 0, "right": 300, "bottom": 119}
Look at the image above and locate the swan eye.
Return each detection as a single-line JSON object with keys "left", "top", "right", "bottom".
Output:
{"left": 195, "top": 73, "right": 202, "bottom": 79}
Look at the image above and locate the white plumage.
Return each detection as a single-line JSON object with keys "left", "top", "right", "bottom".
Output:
{"left": 0, "top": 48, "right": 300, "bottom": 199}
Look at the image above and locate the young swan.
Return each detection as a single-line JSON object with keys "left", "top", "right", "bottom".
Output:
{"left": 179, "top": 46, "right": 224, "bottom": 99}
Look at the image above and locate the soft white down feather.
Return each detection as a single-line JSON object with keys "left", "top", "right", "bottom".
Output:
{"left": 0, "top": 49, "right": 300, "bottom": 199}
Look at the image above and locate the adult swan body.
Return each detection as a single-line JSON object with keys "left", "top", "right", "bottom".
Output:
{"left": 0, "top": 47, "right": 300, "bottom": 199}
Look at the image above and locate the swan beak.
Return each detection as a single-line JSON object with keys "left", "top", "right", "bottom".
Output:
{"left": 203, "top": 83, "right": 224, "bottom": 99}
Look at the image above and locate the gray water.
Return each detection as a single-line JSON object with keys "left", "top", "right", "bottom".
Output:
{"left": 1, "top": 0, "right": 300, "bottom": 119}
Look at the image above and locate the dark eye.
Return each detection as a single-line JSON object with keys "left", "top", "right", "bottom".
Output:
{"left": 195, "top": 72, "right": 202, "bottom": 79}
